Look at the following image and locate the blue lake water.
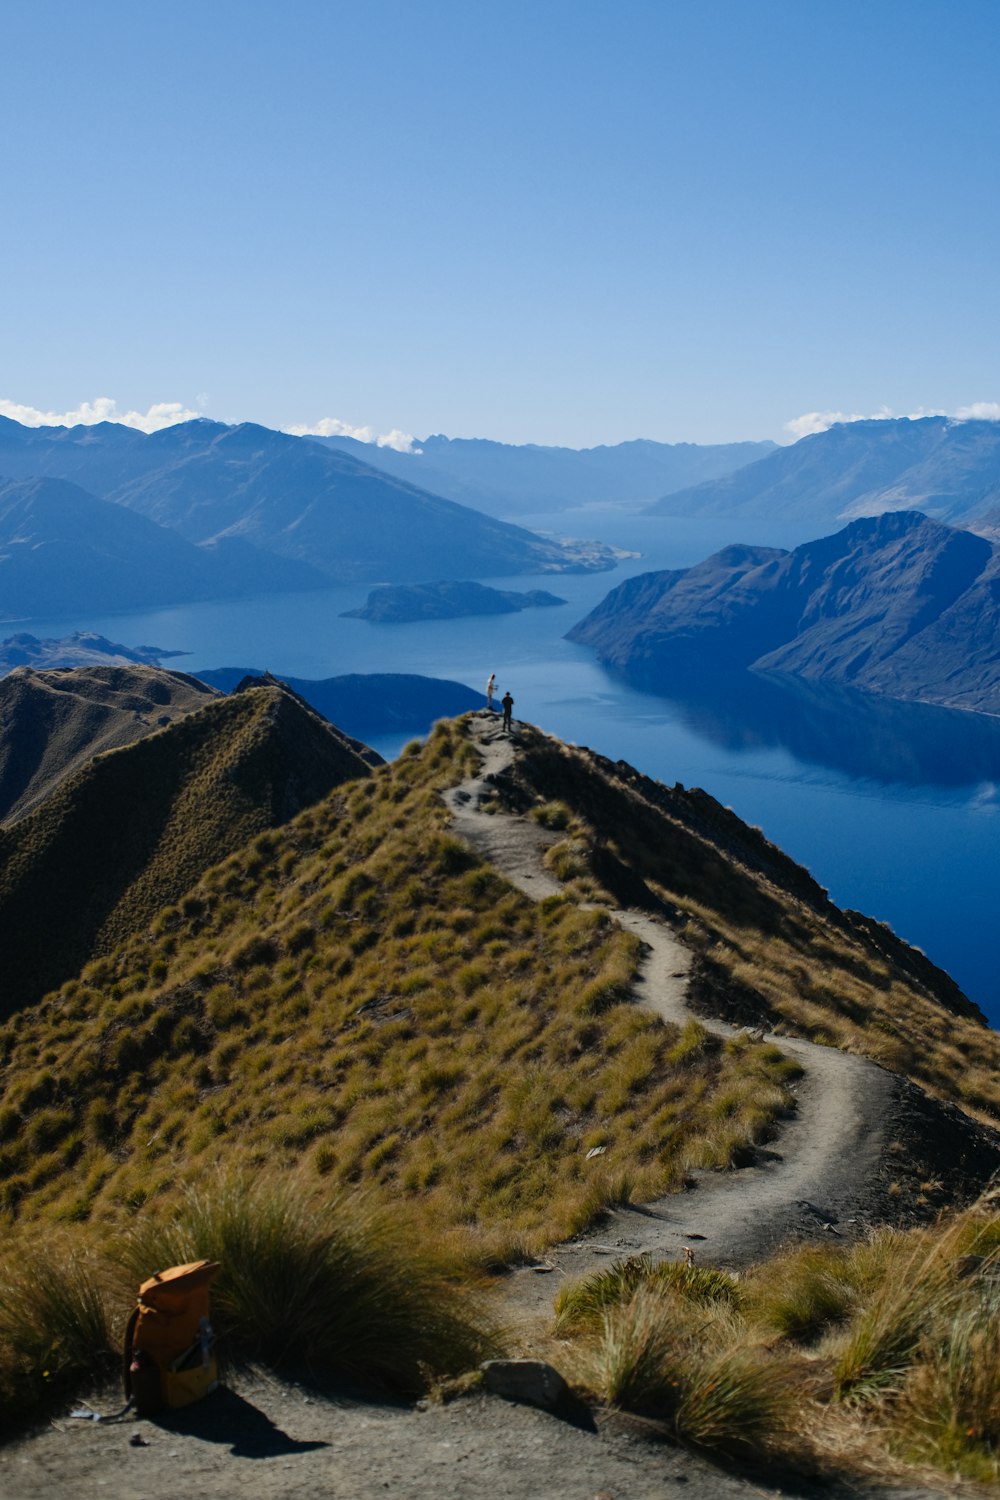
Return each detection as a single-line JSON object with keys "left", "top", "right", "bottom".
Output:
{"left": 24, "top": 507, "right": 1000, "bottom": 1024}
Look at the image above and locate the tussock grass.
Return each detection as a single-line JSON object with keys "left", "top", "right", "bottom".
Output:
{"left": 557, "top": 1200, "right": 1000, "bottom": 1483}
{"left": 572, "top": 1278, "right": 798, "bottom": 1461}
{"left": 0, "top": 720, "right": 795, "bottom": 1244}
{"left": 0, "top": 1240, "right": 116, "bottom": 1423}
{"left": 554, "top": 1252, "right": 740, "bottom": 1335}
{"left": 502, "top": 729, "right": 1000, "bottom": 1124}
{"left": 0, "top": 1176, "right": 503, "bottom": 1427}
{"left": 113, "top": 1175, "right": 499, "bottom": 1392}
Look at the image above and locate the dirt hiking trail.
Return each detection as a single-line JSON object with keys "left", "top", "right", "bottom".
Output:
{"left": 445, "top": 712, "right": 895, "bottom": 1322}
{"left": 2, "top": 713, "right": 964, "bottom": 1500}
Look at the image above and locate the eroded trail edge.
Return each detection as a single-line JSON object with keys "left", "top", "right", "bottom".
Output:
{"left": 444, "top": 713, "right": 895, "bottom": 1317}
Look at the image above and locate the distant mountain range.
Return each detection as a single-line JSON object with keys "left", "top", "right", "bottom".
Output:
{"left": 310, "top": 432, "right": 776, "bottom": 514}
{"left": 0, "top": 631, "right": 183, "bottom": 672}
{"left": 195, "top": 668, "right": 484, "bottom": 735}
{"left": 0, "top": 475, "right": 327, "bottom": 619}
{"left": 647, "top": 416, "right": 1000, "bottom": 528}
{"left": 568, "top": 510, "right": 1000, "bottom": 715}
{"left": 0, "top": 418, "right": 618, "bottom": 614}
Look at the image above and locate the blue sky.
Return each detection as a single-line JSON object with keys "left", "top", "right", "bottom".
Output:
{"left": 2, "top": 0, "right": 998, "bottom": 446}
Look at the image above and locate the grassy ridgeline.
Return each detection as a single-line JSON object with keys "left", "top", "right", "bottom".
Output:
{"left": 0, "top": 720, "right": 796, "bottom": 1245}
{"left": 0, "top": 680, "right": 375, "bottom": 1015}
{"left": 500, "top": 728, "right": 1000, "bottom": 1122}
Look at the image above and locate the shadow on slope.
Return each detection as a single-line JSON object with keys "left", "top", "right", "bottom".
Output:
{"left": 0, "top": 679, "right": 377, "bottom": 1015}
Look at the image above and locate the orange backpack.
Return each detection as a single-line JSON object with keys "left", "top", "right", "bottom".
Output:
{"left": 122, "top": 1260, "right": 220, "bottom": 1415}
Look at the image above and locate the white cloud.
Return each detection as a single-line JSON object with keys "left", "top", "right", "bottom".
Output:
{"left": 0, "top": 396, "right": 203, "bottom": 433}
{"left": 785, "top": 402, "right": 1000, "bottom": 440}
{"left": 954, "top": 401, "right": 1000, "bottom": 422}
{"left": 287, "top": 416, "right": 419, "bottom": 453}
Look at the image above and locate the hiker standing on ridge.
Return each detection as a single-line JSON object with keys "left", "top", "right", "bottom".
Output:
{"left": 501, "top": 690, "right": 514, "bottom": 733}
{"left": 486, "top": 673, "right": 496, "bottom": 710}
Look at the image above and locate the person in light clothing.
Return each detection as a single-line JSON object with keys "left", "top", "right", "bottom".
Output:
{"left": 486, "top": 673, "right": 496, "bottom": 710}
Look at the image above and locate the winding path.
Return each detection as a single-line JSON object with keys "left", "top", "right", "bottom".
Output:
{"left": 444, "top": 714, "right": 895, "bottom": 1313}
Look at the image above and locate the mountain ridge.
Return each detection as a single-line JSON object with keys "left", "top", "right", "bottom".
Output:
{"left": 568, "top": 510, "right": 1000, "bottom": 714}
{"left": 0, "top": 418, "right": 619, "bottom": 588}
{"left": 646, "top": 415, "right": 1000, "bottom": 528}
{"left": 309, "top": 431, "right": 777, "bottom": 514}
{"left": 0, "top": 675, "right": 378, "bottom": 1014}
{"left": 0, "top": 474, "right": 328, "bottom": 619}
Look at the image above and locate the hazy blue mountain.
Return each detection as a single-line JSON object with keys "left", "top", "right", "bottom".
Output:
{"left": 0, "top": 415, "right": 229, "bottom": 494}
{"left": 107, "top": 423, "right": 615, "bottom": 580}
{"left": 0, "top": 417, "right": 618, "bottom": 583}
{"left": 0, "top": 476, "right": 327, "bottom": 619}
{"left": 568, "top": 511, "right": 1000, "bottom": 714}
{"left": 195, "top": 668, "right": 484, "bottom": 735}
{"left": 646, "top": 416, "right": 1000, "bottom": 527}
{"left": 310, "top": 432, "right": 777, "bottom": 514}
{"left": 0, "top": 631, "right": 184, "bottom": 672}
{"left": 342, "top": 580, "right": 567, "bottom": 622}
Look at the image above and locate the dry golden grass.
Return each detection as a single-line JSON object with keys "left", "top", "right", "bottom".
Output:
{"left": 0, "top": 721, "right": 795, "bottom": 1248}
{"left": 501, "top": 726, "right": 1000, "bottom": 1123}
{"left": 554, "top": 1198, "right": 1000, "bottom": 1482}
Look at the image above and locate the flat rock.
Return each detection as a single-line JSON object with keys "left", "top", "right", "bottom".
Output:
{"left": 481, "top": 1358, "right": 568, "bottom": 1411}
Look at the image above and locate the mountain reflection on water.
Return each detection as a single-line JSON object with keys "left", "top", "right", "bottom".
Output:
{"left": 621, "top": 667, "right": 1000, "bottom": 792}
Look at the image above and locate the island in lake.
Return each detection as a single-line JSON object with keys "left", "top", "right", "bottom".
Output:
{"left": 342, "top": 579, "right": 567, "bottom": 623}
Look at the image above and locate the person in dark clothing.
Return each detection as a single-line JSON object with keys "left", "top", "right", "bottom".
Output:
{"left": 501, "top": 691, "right": 514, "bottom": 732}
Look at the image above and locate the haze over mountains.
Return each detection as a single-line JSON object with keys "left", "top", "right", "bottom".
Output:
{"left": 310, "top": 432, "right": 776, "bottom": 514}
{"left": 0, "top": 418, "right": 618, "bottom": 618}
{"left": 648, "top": 416, "right": 1000, "bottom": 528}
{"left": 0, "top": 475, "right": 327, "bottom": 619}
{"left": 569, "top": 511, "right": 1000, "bottom": 715}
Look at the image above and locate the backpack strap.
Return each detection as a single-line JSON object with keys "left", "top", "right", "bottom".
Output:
{"left": 122, "top": 1304, "right": 141, "bottom": 1398}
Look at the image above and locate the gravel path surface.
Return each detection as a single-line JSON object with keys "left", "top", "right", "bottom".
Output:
{"left": 1, "top": 1376, "right": 958, "bottom": 1500}
{"left": 446, "top": 714, "right": 896, "bottom": 1322}
{"left": 3, "top": 714, "right": 963, "bottom": 1500}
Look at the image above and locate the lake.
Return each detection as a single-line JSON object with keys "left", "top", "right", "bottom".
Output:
{"left": 23, "top": 506, "right": 1000, "bottom": 1024}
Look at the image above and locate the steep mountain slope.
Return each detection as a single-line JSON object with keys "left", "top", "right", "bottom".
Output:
{"left": 0, "top": 416, "right": 618, "bottom": 583}
{"left": 0, "top": 678, "right": 377, "bottom": 1014}
{"left": 107, "top": 423, "right": 614, "bottom": 580}
{"left": 0, "top": 665, "right": 218, "bottom": 825}
{"left": 311, "top": 432, "right": 777, "bottom": 514}
{"left": 647, "top": 416, "right": 1000, "bottom": 527}
{"left": 491, "top": 721, "right": 1000, "bottom": 1119}
{"left": 196, "top": 667, "right": 484, "bottom": 734}
{"left": 569, "top": 511, "right": 1000, "bottom": 713}
{"left": 0, "top": 714, "right": 997, "bottom": 1245}
{"left": 0, "top": 475, "right": 326, "bottom": 619}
